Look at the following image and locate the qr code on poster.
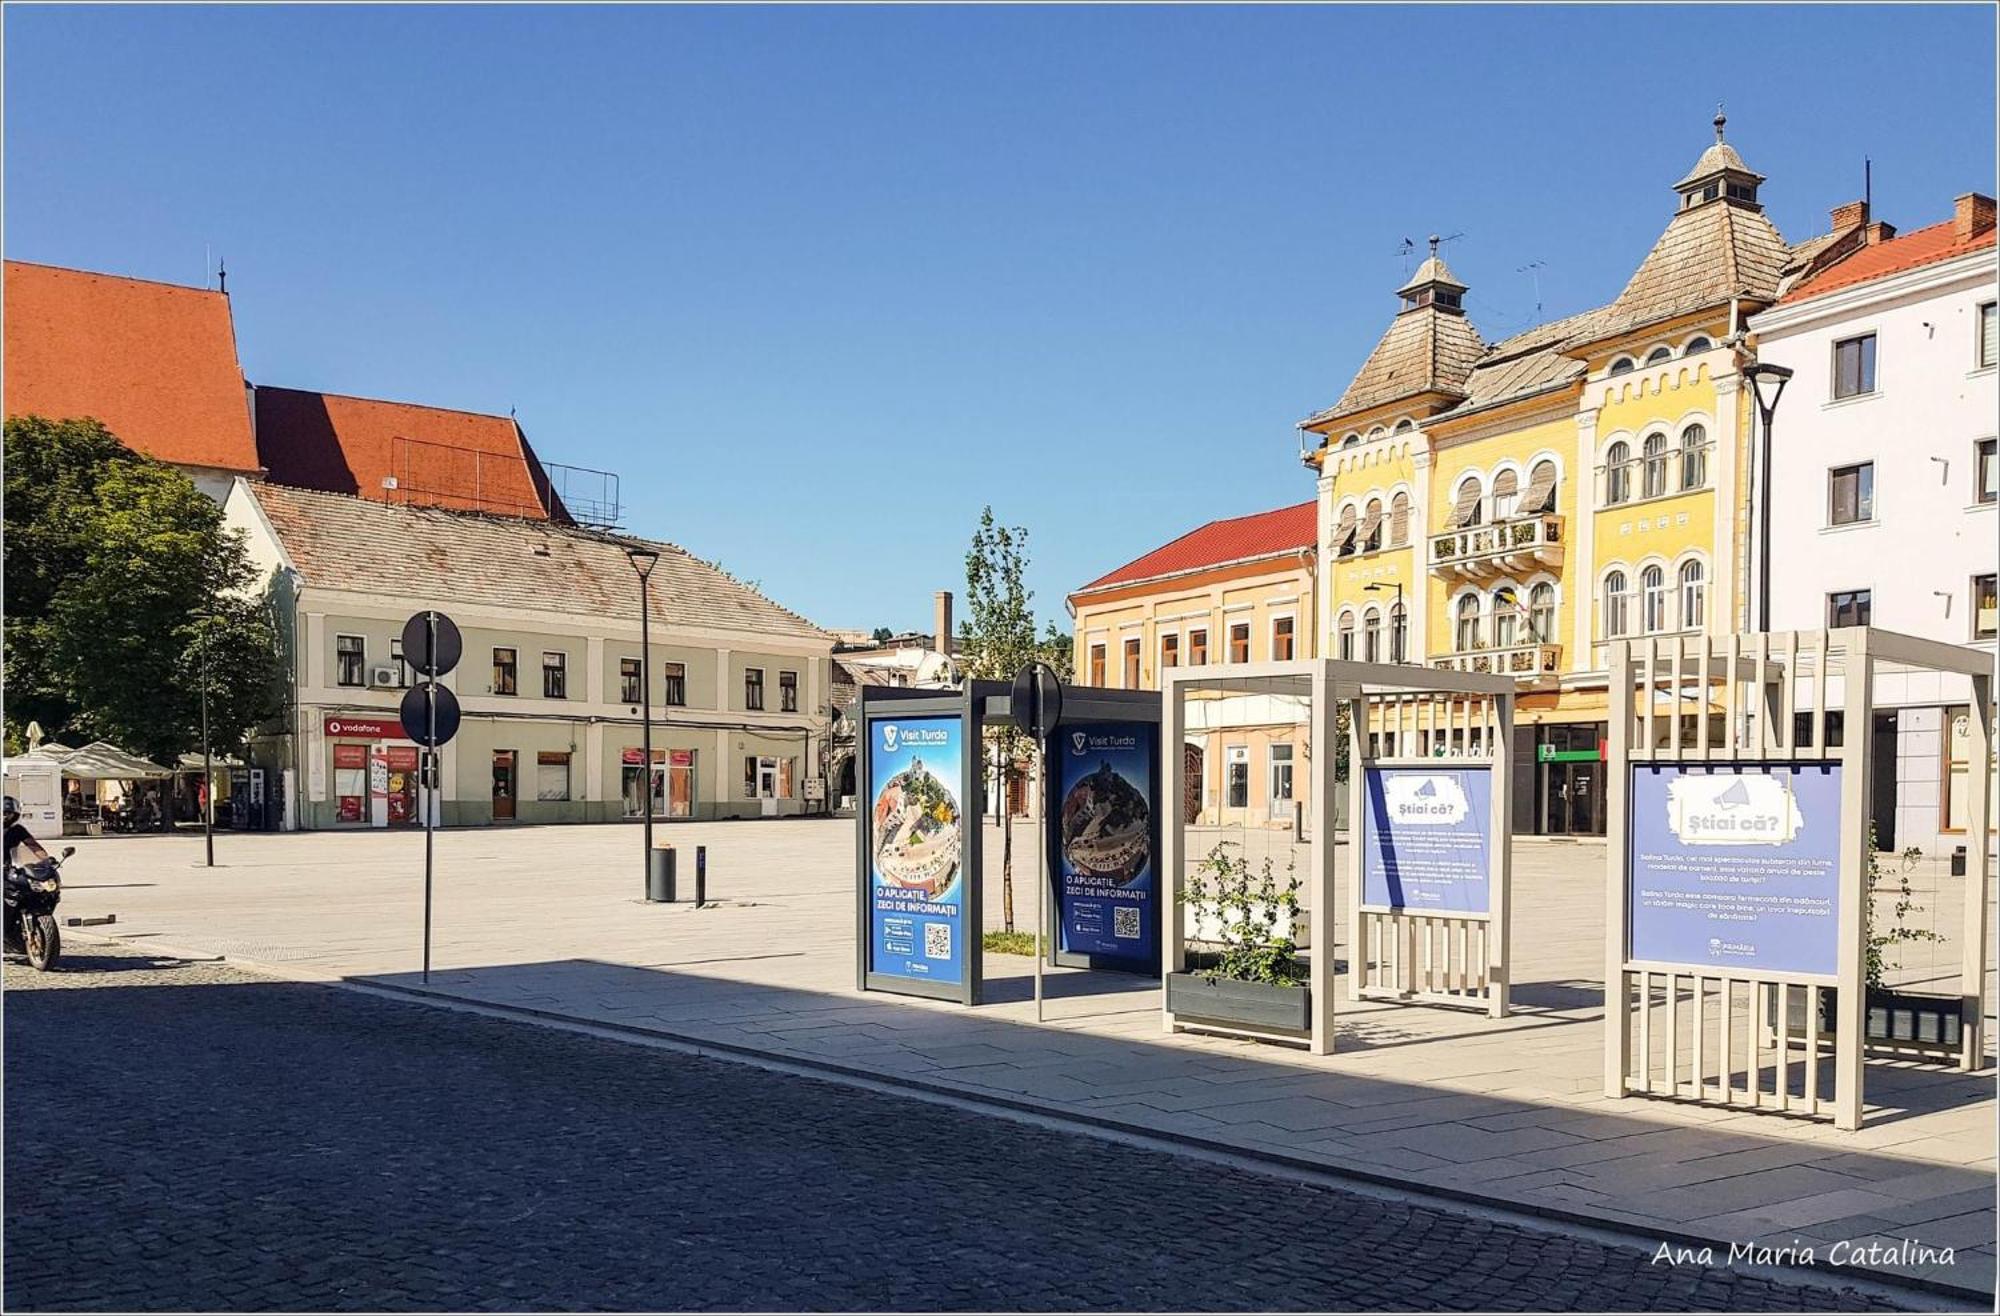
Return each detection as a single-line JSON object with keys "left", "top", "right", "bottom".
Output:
{"left": 924, "top": 922, "right": 952, "bottom": 960}
{"left": 1113, "top": 906, "right": 1141, "bottom": 939}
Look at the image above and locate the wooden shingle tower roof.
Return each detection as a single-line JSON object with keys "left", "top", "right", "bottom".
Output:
{"left": 1306, "top": 236, "right": 1487, "bottom": 429}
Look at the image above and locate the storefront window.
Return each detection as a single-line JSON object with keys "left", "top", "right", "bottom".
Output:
{"left": 1269, "top": 744, "right": 1294, "bottom": 802}
{"left": 537, "top": 752, "right": 572, "bottom": 802}
{"left": 333, "top": 743, "right": 367, "bottom": 822}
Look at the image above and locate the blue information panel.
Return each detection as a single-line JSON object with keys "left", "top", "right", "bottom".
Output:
{"left": 867, "top": 715, "right": 966, "bottom": 985}
{"left": 1052, "top": 722, "right": 1158, "bottom": 969}
{"left": 1629, "top": 763, "right": 1842, "bottom": 976}
{"left": 1361, "top": 767, "right": 1492, "bottom": 914}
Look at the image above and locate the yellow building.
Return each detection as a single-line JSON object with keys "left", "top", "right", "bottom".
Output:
{"left": 1301, "top": 115, "right": 1866, "bottom": 835}
{"left": 1068, "top": 501, "right": 1316, "bottom": 828}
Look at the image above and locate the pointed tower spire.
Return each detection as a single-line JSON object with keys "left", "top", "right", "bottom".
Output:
{"left": 1675, "top": 109, "right": 1764, "bottom": 211}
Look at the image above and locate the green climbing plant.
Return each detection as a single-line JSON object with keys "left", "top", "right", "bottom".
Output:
{"left": 1181, "top": 842, "right": 1306, "bottom": 987}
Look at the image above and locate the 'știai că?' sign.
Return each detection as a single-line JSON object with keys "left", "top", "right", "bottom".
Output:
{"left": 1361, "top": 767, "right": 1492, "bottom": 914}
{"left": 1629, "top": 764, "right": 1841, "bottom": 976}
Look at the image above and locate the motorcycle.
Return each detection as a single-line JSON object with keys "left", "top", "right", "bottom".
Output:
{"left": 5, "top": 845, "right": 73, "bottom": 971}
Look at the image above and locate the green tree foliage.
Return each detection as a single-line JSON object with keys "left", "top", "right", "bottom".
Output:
{"left": 3, "top": 417, "right": 282, "bottom": 763}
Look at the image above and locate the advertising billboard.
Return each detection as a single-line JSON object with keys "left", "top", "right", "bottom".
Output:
{"left": 1360, "top": 766, "right": 1492, "bottom": 914}
{"left": 1052, "top": 721, "right": 1158, "bottom": 971}
{"left": 866, "top": 715, "right": 966, "bottom": 986}
{"left": 1628, "top": 763, "right": 1842, "bottom": 976}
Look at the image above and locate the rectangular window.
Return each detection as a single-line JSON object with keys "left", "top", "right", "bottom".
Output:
{"left": 1160, "top": 633, "right": 1179, "bottom": 670}
{"left": 1228, "top": 622, "right": 1250, "bottom": 663}
{"left": 1979, "top": 301, "right": 1997, "bottom": 370}
{"left": 744, "top": 755, "right": 759, "bottom": 797}
{"left": 1272, "top": 616, "right": 1295, "bottom": 661}
{"left": 620, "top": 658, "right": 642, "bottom": 705}
{"left": 1122, "top": 637, "right": 1141, "bottom": 687}
{"left": 1977, "top": 438, "right": 1997, "bottom": 505}
{"left": 1828, "top": 462, "right": 1874, "bottom": 526}
{"left": 492, "top": 647, "right": 518, "bottom": 696}
{"left": 535, "top": 751, "right": 571, "bottom": 802}
{"left": 1832, "top": 333, "right": 1876, "bottom": 399}
{"left": 1827, "top": 589, "right": 1872, "bottom": 628}
{"left": 664, "top": 661, "right": 687, "bottom": 707}
{"left": 1088, "top": 644, "right": 1106, "bottom": 685}
{"left": 744, "top": 667, "right": 764, "bottom": 711}
{"left": 1225, "top": 747, "right": 1249, "bottom": 809}
{"left": 542, "top": 651, "right": 567, "bottom": 700}
{"left": 1269, "top": 744, "right": 1294, "bottom": 803}
{"left": 335, "top": 634, "right": 366, "bottom": 687}
{"left": 779, "top": 670, "right": 798, "bottom": 713}
{"left": 1188, "top": 629, "right": 1208, "bottom": 666}
{"left": 390, "top": 637, "right": 408, "bottom": 687}
{"left": 1975, "top": 575, "right": 1997, "bottom": 640}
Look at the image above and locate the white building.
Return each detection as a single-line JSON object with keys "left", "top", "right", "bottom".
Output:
{"left": 1750, "top": 191, "right": 1997, "bottom": 855}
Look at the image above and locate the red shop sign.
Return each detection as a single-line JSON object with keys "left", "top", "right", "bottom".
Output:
{"left": 324, "top": 714, "right": 399, "bottom": 739}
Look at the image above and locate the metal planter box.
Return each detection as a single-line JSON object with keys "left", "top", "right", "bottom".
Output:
{"left": 1165, "top": 971, "right": 1310, "bottom": 1036}
{"left": 1769, "top": 984, "right": 1962, "bottom": 1056}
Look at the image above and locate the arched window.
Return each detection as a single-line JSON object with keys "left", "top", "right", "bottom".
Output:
{"left": 1685, "top": 335, "right": 1712, "bottom": 354}
{"left": 1493, "top": 587, "right": 1520, "bottom": 649}
{"left": 1342, "top": 433, "right": 1361, "bottom": 449}
{"left": 1335, "top": 504, "right": 1358, "bottom": 557}
{"left": 1641, "top": 565, "right": 1668, "bottom": 633}
{"left": 1362, "top": 497, "right": 1384, "bottom": 553}
{"left": 1390, "top": 602, "right": 1407, "bottom": 663}
{"left": 1645, "top": 345, "right": 1674, "bottom": 366}
{"left": 1337, "top": 613, "right": 1356, "bottom": 661}
{"left": 1526, "top": 459, "right": 1558, "bottom": 515}
{"left": 1393, "top": 418, "right": 1415, "bottom": 434}
{"left": 1492, "top": 469, "right": 1520, "bottom": 521}
{"left": 1608, "top": 357, "right": 1635, "bottom": 376}
{"left": 1680, "top": 423, "right": 1708, "bottom": 490}
{"left": 1641, "top": 432, "right": 1669, "bottom": 499}
{"left": 1604, "top": 571, "right": 1630, "bottom": 638}
{"left": 1529, "top": 582, "right": 1556, "bottom": 643}
{"left": 1679, "top": 559, "right": 1706, "bottom": 630}
{"left": 1454, "top": 475, "right": 1485, "bottom": 528}
{"left": 1368, "top": 426, "right": 1387, "bottom": 440}
{"left": 1389, "top": 491, "right": 1411, "bottom": 547}
{"left": 1362, "top": 607, "right": 1382, "bottom": 663}
{"left": 1455, "top": 595, "right": 1482, "bottom": 652}
{"left": 1605, "top": 441, "right": 1631, "bottom": 505}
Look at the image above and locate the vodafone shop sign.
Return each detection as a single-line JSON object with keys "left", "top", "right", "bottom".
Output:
{"left": 323, "top": 715, "right": 401, "bottom": 739}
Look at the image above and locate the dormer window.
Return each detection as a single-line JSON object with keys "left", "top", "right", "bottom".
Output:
{"left": 1609, "top": 357, "right": 1636, "bottom": 376}
{"left": 1645, "top": 345, "right": 1673, "bottom": 366}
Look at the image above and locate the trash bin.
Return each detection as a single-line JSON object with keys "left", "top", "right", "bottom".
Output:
{"left": 648, "top": 844, "right": 677, "bottom": 903}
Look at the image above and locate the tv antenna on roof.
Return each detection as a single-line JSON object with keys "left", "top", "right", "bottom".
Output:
{"left": 1517, "top": 260, "right": 1546, "bottom": 318}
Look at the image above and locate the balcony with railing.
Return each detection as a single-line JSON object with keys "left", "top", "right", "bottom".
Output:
{"left": 1429, "top": 642, "right": 1564, "bottom": 677}
{"left": 1428, "top": 514, "right": 1564, "bottom": 576}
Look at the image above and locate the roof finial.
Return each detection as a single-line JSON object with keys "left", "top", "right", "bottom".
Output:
{"left": 1713, "top": 103, "right": 1726, "bottom": 142}
{"left": 1428, "top": 233, "right": 1441, "bottom": 258}
{"left": 217, "top": 258, "right": 227, "bottom": 295}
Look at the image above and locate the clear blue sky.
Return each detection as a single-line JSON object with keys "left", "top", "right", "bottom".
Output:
{"left": 7, "top": 5, "right": 1994, "bottom": 634}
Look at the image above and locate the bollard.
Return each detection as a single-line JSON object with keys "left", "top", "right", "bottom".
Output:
{"left": 694, "top": 845, "right": 706, "bottom": 906}
{"left": 648, "top": 844, "right": 677, "bottom": 903}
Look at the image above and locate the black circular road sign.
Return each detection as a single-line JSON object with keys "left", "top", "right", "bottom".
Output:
{"left": 400, "top": 611, "right": 463, "bottom": 678}
{"left": 400, "top": 681, "right": 462, "bottom": 748}
{"left": 1010, "top": 661, "right": 1064, "bottom": 739}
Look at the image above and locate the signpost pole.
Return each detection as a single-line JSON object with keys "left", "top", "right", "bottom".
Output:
{"left": 423, "top": 611, "right": 436, "bottom": 984}
{"left": 1034, "top": 744, "right": 1044, "bottom": 1023}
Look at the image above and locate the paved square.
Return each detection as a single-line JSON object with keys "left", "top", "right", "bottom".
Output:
{"left": 46, "top": 818, "right": 1996, "bottom": 1296}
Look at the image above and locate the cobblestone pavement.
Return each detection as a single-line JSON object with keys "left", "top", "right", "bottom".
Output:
{"left": 5, "top": 945, "right": 1901, "bottom": 1312}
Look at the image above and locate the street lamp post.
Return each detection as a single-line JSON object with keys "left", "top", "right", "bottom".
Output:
{"left": 1364, "top": 581, "right": 1406, "bottom": 662}
{"left": 200, "top": 627, "right": 214, "bottom": 868}
{"left": 1743, "top": 362, "right": 1794, "bottom": 633}
{"left": 627, "top": 547, "right": 661, "bottom": 889}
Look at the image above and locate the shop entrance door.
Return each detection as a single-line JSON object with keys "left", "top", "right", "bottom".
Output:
{"left": 666, "top": 751, "right": 694, "bottom": 819}
{"left": 492, "top": 751, "right": 517, "bottom": 820}
{"left": 1538, "top": 723, "right": 1606, "bottom": 836}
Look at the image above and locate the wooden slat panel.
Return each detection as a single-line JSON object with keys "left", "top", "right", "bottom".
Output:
{"left": 1752, "top": 632, "right": 1770, "bottom": 756}
{"left": 1776, "top": 981, "right": 1791, "bottom": 1113}
{"left": 1696, "top": 635, "right": 1712, "bottom": 755}
{"left": 1642, "top": 639, "right": 1658, "bottom": 756}
{"left": 1804, "top": 983, "right": 1821, "bottom": 1116}
{"left": 1691, "top": 975, "right": 1705, "bottom": 1101}
{"left": 1670, "top": 634, "right": 1686, "bottom": 759}
{"left": 1664, "top": 970, "right": 1679, "bottom": 1097}
{"left": 1724, "top": 632, "right": 1742, "bottom": 755}
{"left": 1749, "top": 974, "right": 1764, "bottom": 1106}
{"left": 1780, "top": 631, "right": 1798, "bottom": 755}
{"left": 1636, "top": 971, "right": 1653, "bottom": 1094}
{"left": 1810, "top": 632, "right": 1827, "bottom": 760}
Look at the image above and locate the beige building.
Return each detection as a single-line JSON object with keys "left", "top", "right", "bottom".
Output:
{"left": 224, "top": 481, "right": 834, "bottom": 829}
{"left": 1068, "top": 501, "right": 1317, "bottom": 828}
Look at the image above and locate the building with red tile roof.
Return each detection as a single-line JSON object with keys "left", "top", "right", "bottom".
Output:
{"left": 3, "top": 260, "right": 260, "bottom": 491}
{"left": 1778, "top": 193, "right": 1995, "bottom": 304}
{"left": 253, "top": 386, "right": 565, "bottom": 522}
{"left": 1073, "top": 500, "right": 1316, "bottom": 595}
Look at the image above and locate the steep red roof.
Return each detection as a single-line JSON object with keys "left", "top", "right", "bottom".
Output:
{"left": 1075, "top": 500, "right": 1316, "bottom": 594}
{"left": 3, "top": 260, "right": 260, "bottom": 473}
{"left": 1779, "top": 219, "right": 1997, "bottom": 304}
{"left": 254, "top": 386, "right": 558, "bottom": 521}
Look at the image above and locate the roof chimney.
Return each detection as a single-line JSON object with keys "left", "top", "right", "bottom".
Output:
{"left": 1954, "top": 192, "right": 1996, "bottom": 241}
{"left": 1863, "top": 220, "right": 1898, "bottom": 246}
{"left": 933, "top": 590, "right": 954, "bottom": 658}
{"left": 1829, "top": 199, "right": 1868, "bottom": 231}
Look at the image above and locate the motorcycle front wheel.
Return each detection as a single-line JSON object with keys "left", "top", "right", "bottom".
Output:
{"left": 24, "top": 914, "right": 59, "bottom": 971}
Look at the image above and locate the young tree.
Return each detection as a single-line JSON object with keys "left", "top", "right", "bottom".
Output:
{"left": 958, "top": 506, "right": 1056, "bottom": 934}
{"left": 3, "top": 417, "right": 282, "bottom": 764}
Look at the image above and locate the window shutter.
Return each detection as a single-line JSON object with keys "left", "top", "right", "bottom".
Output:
{"left": 1448, "top": 481, "right": 1482, "bottom": 528}
{"left": 1520, "top": 464, "right": 1558, "bottom": 513}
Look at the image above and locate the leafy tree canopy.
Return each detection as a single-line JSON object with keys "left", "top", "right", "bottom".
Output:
{"left": 4, "top": 416, "right": 282, "bottom": 763}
